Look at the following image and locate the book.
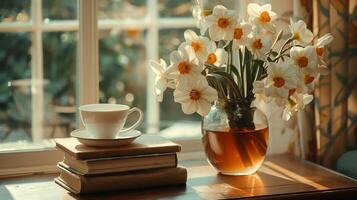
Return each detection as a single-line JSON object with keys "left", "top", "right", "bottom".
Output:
{"left": 61, "top": 153, "right": 178, "bottom": 175}
{"left": 55, "top": 134, "right": 181, "bottom": 160}
{"left": 55, "top": 164, "right": 187, "bottom": 194}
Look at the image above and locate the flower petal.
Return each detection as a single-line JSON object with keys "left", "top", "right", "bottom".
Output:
{"left": 213, "top": 5, "right": 227, "bottom": 16}
{"left": 184, "top": 29, "right": 198, "bottom": 42}
{"left": 197, "top": 99, "right": 211, "bottom": 116}
{"left": 181, "top": 100, "right": 197, "bottom": 115}
{"left": 170, "top": 51, "right": 182, "bottom": 64}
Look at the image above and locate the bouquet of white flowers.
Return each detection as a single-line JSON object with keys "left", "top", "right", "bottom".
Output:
{"left": 150, "top": 2, "right": 333, "bottom": 129}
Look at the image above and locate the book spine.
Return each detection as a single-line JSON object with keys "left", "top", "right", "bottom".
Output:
{"left": 80, "top": 167, "right": 187, "bottom": 194}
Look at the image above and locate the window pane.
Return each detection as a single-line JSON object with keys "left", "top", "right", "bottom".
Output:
{"left": 159, "top": 28, "right": 201, "bottom": 128}
{"left": 97, "top": 0, "right": 147, "bottom": 20}
{"left": 159, "top": 0, "right": 192, "bottom": 18}
{"left": 43, "top": 32, "right": 77, "bottom": 138}
{"left": 0, "top": 0, "right": 31, "bottom": 22}
{"left": 98, "top": 29, "right": 147, "bottom": 131}
{"left": 0, "top": 32, "right": 32, "bottom": 151}
{"left": 42, "top": 0, "right": 77, "bottom": 21}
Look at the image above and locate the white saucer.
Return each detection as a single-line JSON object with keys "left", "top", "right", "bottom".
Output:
{"left": 70, "top": 129, "right": 142, "bottom": 148}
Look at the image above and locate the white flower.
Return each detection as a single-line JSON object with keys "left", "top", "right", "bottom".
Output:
{"left": 150, "top": 59, "right": 177, "bottom": 102}
{"left": 253, "top": 80, "right": 272, "bottom": 103}
{"left": 314, "top": 33, "right": 333, "bottom": 72}
{"left": 265, "top": 62, "right": 298, "bottom": 98}
{"left": 205, "top": 5, "right": 237, "bottom": 41}
{"left": 246, "top": 32, "right": 272, "bottom": 60}
{"left": 179, "top": 30, "right": 210, "bottom": 62}
{"left": 204, "top": 42, "right": 228, "bottom": 66}
{"left": 247, "top": 3, "right": 277, "bottom": 32}
{"left": 174, "top": 76, "right": 218, "bottom": 116}
{"left": 316, "top": 33, "right": 334, "bottom": 53}
{"left": 290, "top": 46, "right": 318, "bottom": 75}
{"left": 232, "top": 21, "right": 252, "bottom": 51}
{"left": 289, "top": 19, "right": 313, "bottom": 45}
{"left": 192, "top": 2, "right": 209, "bottom": 35}
{"left": 296, "top": 71, "right": 317, "bottom": 94}
{"left": 282, "top": 93, "right": 313, "bottom": 121}
{"left": 168, "top": 47, "right": 202, "bottom": 79}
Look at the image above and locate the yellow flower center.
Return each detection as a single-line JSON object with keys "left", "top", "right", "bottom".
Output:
{"left": 259, "top": 11, "right": 271, "bottom": 23}
{"left": 203, "top": 10, "right": 212, "bottom": 17}
{"left": 206, "top": 53, "right": 217, "bottom": 65}
{"left": 178, "top": 61, "right": 191, "bottom": 74}
{"left": 253, "top": 39, "right": 263, "bottom": 49}
{"left": 273, "top": 76, "right": 285, "bottom": 88}
{"left": 296, "top": 56, "right": 309, "bottom": 68}
{"left": 189, "top": 89, "right": 201, "bottom": 101}
{"left": 304, "top": 75, "right": 315, "bottom": 84}
{"left": 234, "top": 28, "right": 243, "bottom": 40}
{"left": 288, "top": 89, "right": 296, "bottom": 97}
{"left": 316, "top": 47, "right": 324, "bottom": 56}
{"left": 292, "top": 32, "right": 300, "bottom": 40}
{"left": 217, "top": 17, "right": 230, "bottom": 28}
{"left": 191, "top": 42, "right": 201, "bottom": 53}
{"left": 127, "top": 28, "right": 140, "bottom": 37}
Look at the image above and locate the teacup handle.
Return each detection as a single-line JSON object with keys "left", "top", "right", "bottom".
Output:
{"left": 121, "top": 107, "right": 144, "bottom": 133}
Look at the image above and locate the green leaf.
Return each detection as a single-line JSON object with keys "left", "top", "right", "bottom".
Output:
{"left": 208, "top": 71, "right": 242, "bottom": 99}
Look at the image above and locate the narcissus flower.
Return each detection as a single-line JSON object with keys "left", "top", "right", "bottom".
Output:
{"left": 168, "top": 47, "right": 202, "bottom": 79}
{"left": 315, "top": 33, "right": 333, "bottom": 57}
{"left": 179, "top": 30, "right": 210, "bottom": 62}
{"left": 205, "top": 5, "right": 237, "bottom": 41}
{"left": 246, "top": 32, "right": 272, "bottom": 60}
{"left": 174, "top": 76, "right": 218, "bottom": 116}
{"left": 289, "top": 19, "right": 313, "bottom": 45}
{"left": 282, "top": 93, "right": 313, "bottom": 121}
{"left": 247, "top": 3, "right": 277, "bottom": 32}
{"left": 296, "top": 71, "right": 316, "bottom": 94}
{"left": 314, "top": 33, "right": 333, "bottom": 71}
{"left": 290, "top": 46, "right": 318, "bottom": 75}
{"left": 204, "top": 42, "right": 228, "bottom": 67}
{"left": 232, "top": 21, "right": 252, "bottom": 50}
{"left": 265, "top": 62, "right": 297, "bottom": 98}
{"left": 150, "top": 59, "right": 177, "bottom": 102}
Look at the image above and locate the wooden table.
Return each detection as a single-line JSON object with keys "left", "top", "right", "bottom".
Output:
{"left": 1, "top": 154, "right": 357, "bottom": 199}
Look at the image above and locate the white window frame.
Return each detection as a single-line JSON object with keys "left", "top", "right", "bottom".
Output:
{"left": 0, "top": 0, "right": 202, "bottom": 176}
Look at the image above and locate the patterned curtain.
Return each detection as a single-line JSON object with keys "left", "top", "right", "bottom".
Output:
{"left": 314, "top": 0, "right": 357, "bottom": 168}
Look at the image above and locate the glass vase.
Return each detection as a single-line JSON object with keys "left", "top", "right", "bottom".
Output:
{"left": 202, "top": 100, "right": 269, "bottom": 176}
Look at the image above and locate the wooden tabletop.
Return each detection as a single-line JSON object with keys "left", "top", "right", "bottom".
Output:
{"left": 1, "top": 154, "right": 357, "bottom": 200}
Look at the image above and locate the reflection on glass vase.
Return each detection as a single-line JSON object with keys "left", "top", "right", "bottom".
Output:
{"left": 202, "top": 99, "right": 269, "bottom": 176}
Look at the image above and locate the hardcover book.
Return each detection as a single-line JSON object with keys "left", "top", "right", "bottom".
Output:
{"left": 61, "top": 153, "right": 177, "bottom": 175}
{"left": 55, "top": 134, "right": 181, "bottom": 160}
{"left": 55, "top": 164, "right": 187, "bottom": 194}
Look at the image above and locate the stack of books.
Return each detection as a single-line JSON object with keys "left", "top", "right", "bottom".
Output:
{"left": 54, "top": 135, "right": 187, "bottom": 194}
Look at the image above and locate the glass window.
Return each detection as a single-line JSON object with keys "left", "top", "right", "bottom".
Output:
{"left": 0, "top": 32, "right": 32, "bottom": 151}
{"left": 159, "top": 0, "right": 192, "bottom": 18}
{"left": 42, "top": 0, "right": 77, "bottom": 21}
{"left": 0, "top": 0, "right": 31, "bottom": 23}
{"left": 43, "top": 31, "right": 77, "bottom": 136}
{"left": 98, "top": 29, "right": 147, "bottom": 131}
{"left": 97, "top": 0, "right": 147, "bottom": 20}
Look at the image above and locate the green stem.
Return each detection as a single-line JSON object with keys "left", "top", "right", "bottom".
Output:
{"left": 271, "top": 38, "right": 294, "bottom": 63}
{"left": 226, "top": 41, "right": 233, "bottom": 75}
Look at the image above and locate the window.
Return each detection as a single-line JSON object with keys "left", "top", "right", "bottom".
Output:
{"left": 0, "top": 0, "right": 200, "bottom": 167}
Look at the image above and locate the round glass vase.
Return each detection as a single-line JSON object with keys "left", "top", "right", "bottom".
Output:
{"left": 202, "top": 100, "right": 269, "bottom": 176}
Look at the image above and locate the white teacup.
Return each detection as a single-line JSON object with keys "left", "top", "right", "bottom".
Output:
{"left": 79, "top": 104, "right": 143, "bottom": 139}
